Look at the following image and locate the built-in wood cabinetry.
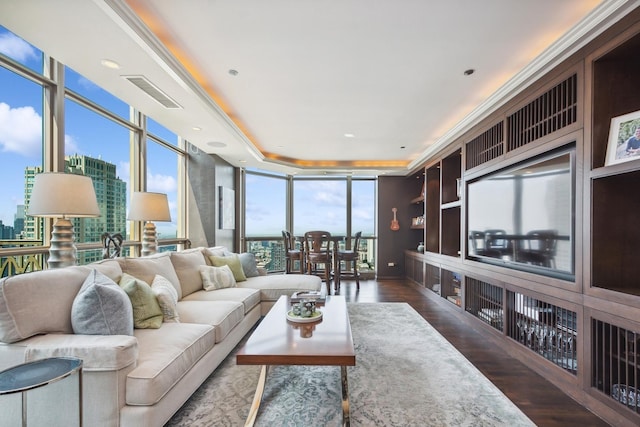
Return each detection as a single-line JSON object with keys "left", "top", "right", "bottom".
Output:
{"left": 401, "top": 9, "right": 640, "bottom": 426}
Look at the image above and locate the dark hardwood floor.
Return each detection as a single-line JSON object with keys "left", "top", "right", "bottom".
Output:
{"left": 335, "top": 278, "right": 610, "bottom": 427}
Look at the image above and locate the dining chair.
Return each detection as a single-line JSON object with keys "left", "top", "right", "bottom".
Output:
{"left": 334, "top": 231, "right": 362, "bottom": 292}
{"left": 303, "top": 230, "right": 333, "bottom": 294}
{"left": 282, "top": 230, "right": 304, "bottom": 274}
{"left": 517, "top": 229, "right": 558, "bottom": 268}
{"left": 484, "top": 229, "right": 511, "bottom": 259}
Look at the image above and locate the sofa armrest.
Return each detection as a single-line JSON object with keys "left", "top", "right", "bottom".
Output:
{"left": 19, "top": 333, "right": 138, "bottom": 371}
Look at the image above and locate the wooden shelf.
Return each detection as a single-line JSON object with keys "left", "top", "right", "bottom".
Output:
{"left": 591, "top": 29, "right": 640, "bottom": 298}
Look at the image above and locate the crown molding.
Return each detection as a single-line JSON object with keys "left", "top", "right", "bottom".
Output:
{"left": 408, "top": 0, "right": 638, "bottom": 172}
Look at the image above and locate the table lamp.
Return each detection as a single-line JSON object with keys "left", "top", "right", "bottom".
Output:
{"left": 27, "top": 173, "right": 101, "bottom": 269}
{"left": 128, "top": 192, "right": 171, "bottom": 256}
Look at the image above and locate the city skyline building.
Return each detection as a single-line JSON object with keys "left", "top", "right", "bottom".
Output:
{"left": 13, "top": 205, "right": 24, "bottom": 238}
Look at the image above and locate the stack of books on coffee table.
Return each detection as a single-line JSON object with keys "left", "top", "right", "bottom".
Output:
{"left": 290, "top": 290, "right": 325, "bottom": 303}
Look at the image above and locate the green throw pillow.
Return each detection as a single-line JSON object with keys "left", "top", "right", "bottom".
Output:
{"left": 119, "top": 273, "right": 164, "bottom": 329}
{"left": 208, "top": 254, "right": 247, "bottom": 282}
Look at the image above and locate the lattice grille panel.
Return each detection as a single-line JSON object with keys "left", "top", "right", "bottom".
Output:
{"left": 465, "top": 277, "right": 503, "bottom": 331}
{"left": 465, "top": 122, "right": 504, "bottom": 170}
{"left": 507, "top": 74, "right": 577, "bottom": 151}
{"left": 506, "top": 291, "right": 577, "bottom": 374}
{"left": 592, "top": 319, "right": 640, "bottom": 414}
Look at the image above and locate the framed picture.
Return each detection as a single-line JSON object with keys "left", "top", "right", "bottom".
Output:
{"left": 605, "top": 110, "right": 640, "bottom": 166}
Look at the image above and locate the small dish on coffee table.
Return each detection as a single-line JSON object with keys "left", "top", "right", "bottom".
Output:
{"left": 286, "top": 310, "right": 323, "bottom": 323}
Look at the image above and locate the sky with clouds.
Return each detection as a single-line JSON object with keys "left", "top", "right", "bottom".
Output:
{"left": 0, "top": 27, "right": 178, "bottom": 237}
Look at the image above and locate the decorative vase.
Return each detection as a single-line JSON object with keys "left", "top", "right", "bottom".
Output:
{"left": 417, "top": 242, "right": 424, "bottom": 253}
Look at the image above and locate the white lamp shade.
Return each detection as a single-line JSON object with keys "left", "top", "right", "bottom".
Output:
{"left": 128, "top": 192, "right": 171, "bottom": 222}
{"left": 28, "top": 173, "right": 101, "bottom": 218}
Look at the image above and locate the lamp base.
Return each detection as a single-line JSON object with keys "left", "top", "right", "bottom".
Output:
{"left": 48, "top": 218, "right": 76, "bottom": 269}
{"left": 141, "top": 221, "right": 158, "bottom": 257}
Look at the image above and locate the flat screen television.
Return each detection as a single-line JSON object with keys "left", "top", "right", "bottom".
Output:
{"left": 466, "top": 146, "right": 575, "bottom": 280}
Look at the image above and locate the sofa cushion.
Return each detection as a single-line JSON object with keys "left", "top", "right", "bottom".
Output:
{"left": 239, "top": 252, "right": 260, "bottom": 278}
{"left": 21, "top": 333, "right": 138, "bottom": 371}
{"left": 119, "top": 273, "right": 163, "bottom": 329}
{"left": 181, "top": 287, "right": 261, "bottom": 314}
{"left": 177, "top": 300, "right": 244, "bottom": 343}
{"left": 238, "top": 274, "right": 322, "bottom": 301}
{"left": 169, "top": 248, "right": 207, "bottom": 297}
{"left": 208, "top": 254, "right": 247, "bottom": 282}
{"left": 151, "top": 275, "right": 179, "bottom": 323}
{"left": 0, "top": 266, "right": 89, "bottom": 343}
{"left": 71, "top": 269, "right": 134, "bottom": 336}
{"left": 117, "top": 252, "right": 182, "bottom": 300}
{"left": 86, "top": 259, "right": 123, "bottom": 283}
{"left": 199, "top": 265, "right": 236, "bottom": 291}
{"left": 127, "top": 323, "right": 215, "bottom": 406}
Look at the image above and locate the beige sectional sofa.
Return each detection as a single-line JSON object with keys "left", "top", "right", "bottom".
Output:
{"left": 0, "top": 246, "right": 321, "bottom": 427}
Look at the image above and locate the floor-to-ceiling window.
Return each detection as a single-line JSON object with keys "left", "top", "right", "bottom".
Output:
{"left": 243, "top": 170, "right": 377, "bottom": 276}
{"left": 243, "top": 169, "right": 288, "bottom": 271}
{"left": 64, "top": 67, "right": 133, "bottom": 262}
{"left": 293, "top": 178, "right": 347, "bottom": 236}
{"left": 350, "top": 178, "right": 376, "bottom": 274}
{"left": 146, "top": 118, "right": 182, "bottom": 248}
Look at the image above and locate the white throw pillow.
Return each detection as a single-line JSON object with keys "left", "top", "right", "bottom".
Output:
{"left": 151, "top": 274, "right": 180, "bottom": 323}
{"left": 199, "top": 264, "right": 237, "bottom": 291}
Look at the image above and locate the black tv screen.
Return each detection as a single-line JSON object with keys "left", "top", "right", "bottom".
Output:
{"left": 466, "top": 147, "right": 574, "bottom": 279}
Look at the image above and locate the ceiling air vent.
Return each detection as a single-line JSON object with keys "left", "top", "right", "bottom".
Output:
{"left": 122, "top": 75, "right": 182, "bottom": 109}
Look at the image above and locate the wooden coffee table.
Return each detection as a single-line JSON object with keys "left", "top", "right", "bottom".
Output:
{"left": 237, "top": 295, "right": 356, "bottom": 426}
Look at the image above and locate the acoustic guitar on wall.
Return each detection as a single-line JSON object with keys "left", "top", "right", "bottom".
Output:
{"left": 390, "top": 207, "right": 400, "bottom": 231}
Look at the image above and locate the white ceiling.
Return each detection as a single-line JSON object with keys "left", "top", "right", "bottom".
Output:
{"left": 1, "top": 0, "right": 637, "bottom": 176}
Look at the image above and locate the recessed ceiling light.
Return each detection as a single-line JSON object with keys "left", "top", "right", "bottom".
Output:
{"left": 100, "top": 59, "right": 121, "bottom": 69}
{"left": 463, "top": 69, "right": 475, "bottom": 76}
{"left": 192, "top": 126, "right": 202, "bottom": 131}
{"left": 228, "top": 69, "right": 239, "bottom": 76}
{"left": 207, "top": 141, "right": 227, "bottom": 148}
{"left": 239, "top": 160, "right": 247, "bottom": 163}
{"left": 344, "top": 133, "right": 355, "bottom": 138}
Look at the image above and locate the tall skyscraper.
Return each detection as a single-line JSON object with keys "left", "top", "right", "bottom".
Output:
{"left": 13, "top": 205, "right": 25, "bottom": 238}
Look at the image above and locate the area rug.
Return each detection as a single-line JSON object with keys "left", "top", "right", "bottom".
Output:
{"left": 166, "top": 303, "right": 535, "bottom": 426}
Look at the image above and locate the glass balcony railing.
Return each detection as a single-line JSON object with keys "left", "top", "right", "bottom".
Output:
{"left": 0, "top": 238, "right": 190, "bottom": 278}
{"left": 0, "top": 240, "right": 45, "bottom": 277}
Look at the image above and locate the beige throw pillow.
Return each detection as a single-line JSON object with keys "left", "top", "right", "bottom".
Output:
{"left": 119, "top": 273, "right": 163, "bottom": 329}
{"left": 199, "top": 264, "right": 237, "bottom": 291}
{"left": 151, "top": 275, "right": 180, "bottom": 323}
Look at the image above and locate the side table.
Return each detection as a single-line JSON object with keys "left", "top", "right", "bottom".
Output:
{"left": 0, "top": 357, "right": 83, "bottom": 427}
